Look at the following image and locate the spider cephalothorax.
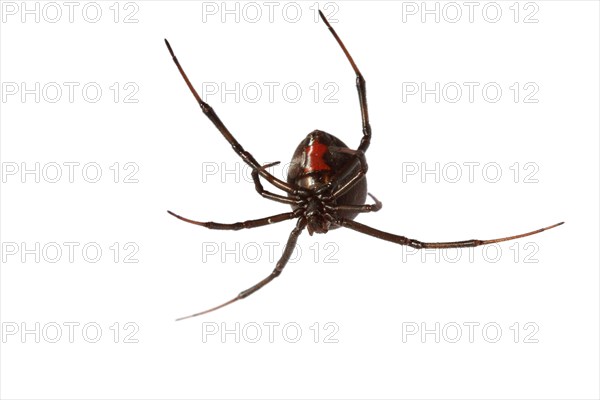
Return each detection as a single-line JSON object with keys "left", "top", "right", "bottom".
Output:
{"left": 166, "top": 11, "right": 563, "bottom": 320}
{"left": 303, "top": 197, "right": 333, "bottom": 236}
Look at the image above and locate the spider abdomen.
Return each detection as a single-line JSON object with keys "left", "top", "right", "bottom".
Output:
{"left": 287, "top": 130, "right": 368, "bottom": 223}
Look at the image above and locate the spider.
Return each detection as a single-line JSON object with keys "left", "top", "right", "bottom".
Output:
{"left": 165, "top": 11, "right": 563, "bottom": 321}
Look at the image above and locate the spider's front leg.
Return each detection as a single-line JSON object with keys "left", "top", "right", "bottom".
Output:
{"left": 164, "top": 39, "right": 296, "bottom": 195}
{"left": 319, "top": 10, "right": 371, "bottom": 154}
{"left": 176, "top": 218, "right": 307, "bottom": 320}
{"left": 318, "top": 11, "right": 372, "bottom": 200}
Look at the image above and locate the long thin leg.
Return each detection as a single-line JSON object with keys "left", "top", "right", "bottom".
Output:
{"left": 164, "top": 39, "right": 303, "bottom": 196}
{"left": 318, "top": 11, "right": 371, "bottom": 199}
{"left": 319, "top": 10, "right": 371, "bottom": 153}
{"left": 167, "top": 210, "right": 299, "bottom": 230}
{"left": 330, "top": 170, "right": 366, "bottom": 200}
{"left": 176, "top": 218, "right": 307, "bottom": 321}
{"left": 338, "top": 218, "right": 564, "bottom": 249}
{"left": 322, "top": 149, "right": 368, "bottom": 200}
{"left": 251, "top": 162, "right": 300, "bottom": 205}
{"left": 327, "top": 193, "right": 382, "bottom": 214}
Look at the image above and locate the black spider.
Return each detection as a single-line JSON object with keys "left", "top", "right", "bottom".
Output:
{"left": 166, "top": 11, "right": 563, "bottom": 320}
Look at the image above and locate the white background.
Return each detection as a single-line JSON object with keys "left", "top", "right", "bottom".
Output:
{"left": 1, "top": 1, "right": 598, "bottom": 399}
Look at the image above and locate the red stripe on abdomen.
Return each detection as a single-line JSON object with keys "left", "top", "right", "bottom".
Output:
{"left": 303, "top": 141, "right": 331, "bottom": 173}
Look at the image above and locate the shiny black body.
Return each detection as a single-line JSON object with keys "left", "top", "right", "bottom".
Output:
{"left": 287, "top": 130, "right": 367, "bottom": 225}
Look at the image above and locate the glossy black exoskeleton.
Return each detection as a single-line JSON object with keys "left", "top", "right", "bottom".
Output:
{"left": 287, "top": 130, "right": 368, "bottom": 233}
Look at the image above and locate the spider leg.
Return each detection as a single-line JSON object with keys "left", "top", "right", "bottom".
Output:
{"left": 327, "top": 193, "right": 382, "bottom": 214}
{"left": 176, "top": 218, "right": 307, "bottom": 321}
{"left": 252, "top": 162, "right": 300, "bottom": 205}
{"left": 164, "top": 39, "right": 302, "bottom": 196}
{"left": 318, "top": 13, "right": 371, "bottom": 199}
{"left": 319, "top": 10, "right": 371, "bottom": 154}
{"left": 323, "top": 148, "right": 368, "bottom": 200}
{"left": 337, "top": 218, "right": 564, "bottom": 249}
{"left": 167, "top": 210, "right": 300, "bottom": 230}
